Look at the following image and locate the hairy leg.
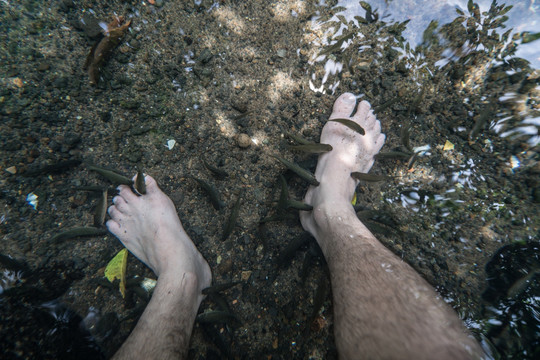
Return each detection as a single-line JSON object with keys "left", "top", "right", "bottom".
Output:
{"left": 107, "top": 175, "right": 211, "bottom": 360}
{"left": 301, "top": 93, "right": 483, "bottom": 359}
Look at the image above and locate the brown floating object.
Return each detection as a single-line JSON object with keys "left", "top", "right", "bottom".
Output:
{"left": 85, "top": 16, "right": 132, "bottom": 85}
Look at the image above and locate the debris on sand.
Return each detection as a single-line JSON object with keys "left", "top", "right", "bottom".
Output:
{"left": 84, "top": 16, "right": 132, "bottom": 85}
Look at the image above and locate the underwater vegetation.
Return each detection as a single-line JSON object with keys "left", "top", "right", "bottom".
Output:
{"left": 481, "top": 241, "right": 540, "bottom": 359}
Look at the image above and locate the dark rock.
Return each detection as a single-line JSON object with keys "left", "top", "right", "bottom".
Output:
{"left": 63, "top": 132, "right": 81, "bottom": 146}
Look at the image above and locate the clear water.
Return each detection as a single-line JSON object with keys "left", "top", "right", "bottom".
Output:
{"left": 307, "top": 0, "right": 539, "bottom": 358}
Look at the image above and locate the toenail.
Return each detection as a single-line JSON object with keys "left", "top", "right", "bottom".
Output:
{"left": 343, "top": 94, "right": 356, "bottom": 103}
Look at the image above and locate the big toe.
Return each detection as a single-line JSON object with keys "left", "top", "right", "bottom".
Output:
{"left": 331, "top": 93, "right": 357, "bottom": 118}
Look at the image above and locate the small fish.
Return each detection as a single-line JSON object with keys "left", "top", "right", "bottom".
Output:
{"left": 407, "top": 152, "right": 419, "bottom": 170}
{"left": 286, "top": 198, "right": 313, "bottom": 211}
{"left": 135, "top": 169, "right": 146, "bottom": 195}
{"left": 271, "top": 155, "right": 319, "bottom": 186}
{"left": 0, "top": 254, "right": 29, "bottom": 273}
{"left": 328, "top": 118, "right": 365, "bottom": 135}
{"left": 71, "top": 185, "right": 107, "bottom": 192}
{"left": 400, "top": 125, "right": 412, "bottom": 152}
{"left": 87, "top": 164, "right": 133, "bottom": 185}
{"left": 202, "top": 282, "right": 241, "bottom": 295}
{"left": 318, "top": 32, "right": 355, "bottom": 56}
{"left": 191, "top": 176, "right": 225, "bottom": 210}
{"left": 49, "top": 226, "right": 108, "bottom": 243}
{"left": 277, "top": 233, "right": 311, "bottom": 267}
{"left": 407, "top": 82, "right": 427, "bottom": 116}
{"left": 203, "top": 158, "right": 228, "bottom": 179}
{"left": 351, "top": 172, "right": 390, "bottom": 182}
{"left": 507, "top": 269, "right": 540, "bottom": 299}
{"left": 285, "top": 131, "right": 314, "bottom": 145}
{"left": 94, "top": 189, "right": 108, "bottom": 227}
{"left": 277, "top": 175, "right": 289, "bottom": 210}
{"left": 374, "top": 97, "right": 400, "bottom": 113}
{"left": 470, "top": 103, "right": 494, "bottom": 139}
{"left": 287, "top": 143, "right": 333, "bottom": 154}
{"left": 24, "top": 159, "right": 82, "bottom": 177}
{"left": 375, "top": 151, "right": 411, "bottom": 160}
{"left": 222, "top": 192, "right": 242, "bottom": 241}
{"left": 196, "top": 310, "right": 241, "bottom": 326}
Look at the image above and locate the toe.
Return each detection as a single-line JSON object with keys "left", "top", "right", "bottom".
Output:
{"left": 108, "top": 204, "right": 123, "bottom": 219}
{"left": 353, "top": 101, "right": 371, "bottom": 124}
{"left": 372, "top": 120, "right": 381, "bottom": 135}
{"left": 106, "top": 219, "right": 121, "bottom": 234}
{"left": 375, "top": 133, "right": 386, "bottom": 151}
{"left": 330, "top": 93, "right": 357, "bottom": 119}
{"left": 112, "top": 196, "right": 128, "bottom": 211}
{"left": 144, "top": 175, "right": 160, "bottom": 194}
{"left": 117, "top": 184, "right": 138, "bottom": 202}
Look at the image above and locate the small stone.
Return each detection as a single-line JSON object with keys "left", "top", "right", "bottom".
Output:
{"left": 276, "top": 49, "right": 286, "bottom": 58}
{"left": 241, "top": 270, "right": 252, "bottom": 281}
{"left": 5, "top": 166, "right": 17, "bottom": 174}
{"left": 237, "top": 133, "right": 251, "bottom": 148}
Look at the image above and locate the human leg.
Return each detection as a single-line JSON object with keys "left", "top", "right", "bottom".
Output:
{"left": 301, "top": 93, "right": 483, "bottom": 359}
{"left": 107, "top": 175, "right": 211, "bottom": 359}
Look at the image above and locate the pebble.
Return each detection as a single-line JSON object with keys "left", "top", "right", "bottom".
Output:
{"left": 5, "top": 166, "right": 17, "bottom": 174}
{"left": 237, "top": 133, "right": 251, "bottom": 148}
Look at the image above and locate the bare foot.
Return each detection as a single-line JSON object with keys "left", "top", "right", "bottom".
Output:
{"left": 106, "top": 175, "right": 211, "bottom": 294}
{"left": 301, "top": 93, "right": 385, "bottom": 244}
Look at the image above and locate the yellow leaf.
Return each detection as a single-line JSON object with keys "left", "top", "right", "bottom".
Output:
{"left": 443, "top": 140, "right": 454, "bottom": 151}
{"left": 105, "top": 248, "right": 128, "bottom": 298}
{"left": 351, "top": 192, "right": 357, "bottom": 206}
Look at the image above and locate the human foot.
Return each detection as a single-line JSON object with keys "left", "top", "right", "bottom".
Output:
{"left": 301, "top": 93, "right": 385, "bottom": 240}
{"left": 106, "top": 175, "right": 211, "bottom": 294}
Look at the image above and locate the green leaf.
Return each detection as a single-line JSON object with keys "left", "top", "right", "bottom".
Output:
{"left": 105, "top": 248, "right": 128, "bottom": 298}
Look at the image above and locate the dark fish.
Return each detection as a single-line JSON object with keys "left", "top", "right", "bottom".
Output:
{"left": 375, "top": 151, "right": 411, "bottom": 160}
{"left": 72, "top": 185, "right": 107, "bottom": 192}
{"left": 318, "top": 32, "right": 355, "bottom": 56}
{"left": 87, "top": 164, "right": 133, "bottom": 185}
{"left": 196, "top": 311, "right": 241, "bottom": 326}
{"left": 135, "top": 169, "right": 146, "bottom": 195}
{"left": 470, "top": 103, "right": 494, "bottom": 139}
{"left": 305, "top": 279, "right": 328, "bottom": 336}
{"left": 191, "top": 176, "right": 225, "bottom": 210}
{"left": 407, "top": 152, "right": 419, "bottom": 170}
{"left": 23, "top": 159, "right": 82, "bottom": 177}
{"left": 203, "top": 158, "right": 228, "bottom": 179}
{"left": 286, "top": 131, "right": 314, "bottom": 145}
{"left": 407, "top": 82, "right": 427, "bottom": 116}
{"left": 271, "top": 155, "right": 319, "bottom": 186}
{"left": 287, "top": 143, "right": 333, "bottom": 154}
{"left": 277, "top": 233, "right": 311, "bottom": 267}
{"left": 400, "top": 125, "right": 412, "bottom": 152}
{"left": 351, "top": 172, "right": 390, "bottom": 182}
{"left": 328, "top": 118, "right": 365, "bottom": 135}
{"left": 507, "top": 269, "right": 540, "bottom": 299}
{"left": 287, "top": 198, "right": 313, "bottom": 211}
{"left": 278, "top": 175, "right": 289, "bottom": 210}
{"left": 222, "top": 192, "right": 242, "bottom": 241}
{"left": 49, "top": 226, "right": 108, "bottom": 243}
{"left": 374, "top": 97, "right": 400, "bottom": 113}
{"left": 94, "top": 189, "right": 108, "bottom": 227}
{"left": 202, "top": 282, "right": 241, "bottom": 295}
{"left": 0, "top": 254, "right": 29, "bottom": 273}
